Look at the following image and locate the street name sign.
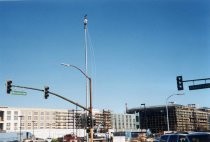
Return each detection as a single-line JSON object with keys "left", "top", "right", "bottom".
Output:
{"left": 11, "top": 90, "right": 27, "bottom": 96}
{"left": 189, "top": 83, "right": 210, "bottom": 90}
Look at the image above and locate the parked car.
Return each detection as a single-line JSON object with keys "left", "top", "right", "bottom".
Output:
{"left": 159, "top": 132, "right": 210, "bottom": 142}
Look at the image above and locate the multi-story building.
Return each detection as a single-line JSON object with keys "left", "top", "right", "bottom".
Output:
{"left": 0, "top": 107, "right": 113, "bottom": 132}
{"left": 0, "top": 106, "right": 85, "bottom": 132}
{"left": 0, "top": 106, "right": 20, "bottom": 131}
{"left": 94, "top": 109, "right": 112, "bottom": 132}
{"left": 127, "top": 104, "right": 210, "bottom": 133}
{"left": 111, "top": 113, "right": 138, "bottom": 131}
{"left": 68, "top": 109, "right": 86, "bottom": 129}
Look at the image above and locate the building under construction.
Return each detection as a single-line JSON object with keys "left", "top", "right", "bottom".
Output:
{"left": 94, "top": 109, "right": 112, "bottom": 133}
{"left": 127, "top": 104, "right": 210, "bottom": 133}
{"left": 70, "top": 109, "right": 112, "bottom": 133}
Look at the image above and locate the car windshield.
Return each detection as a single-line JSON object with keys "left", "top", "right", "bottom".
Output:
{"left": 188, "top": 134, "right": 210, "bottom": 142}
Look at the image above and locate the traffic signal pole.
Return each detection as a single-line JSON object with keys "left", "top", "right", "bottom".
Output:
{"left": 61, "top": 63, "right": 94, "bottom": 142}
{"left": 6, "top": 82, "right": 89, "bottom": 111}
{"left": 176, "top": 76, "right": 210, "bottom": 91}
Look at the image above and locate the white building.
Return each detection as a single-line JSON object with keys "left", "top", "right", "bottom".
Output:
{"left": 0, "top": 106, "right": 20, "bottom": 131}
{"left": 0, "top": 106, "right": 86, "bottom": 139}
{"left": 111, "top": 113, "right": 138, "bottom": 131}
{"left": 0, "top": 106, "right": 141, "bottom": 139}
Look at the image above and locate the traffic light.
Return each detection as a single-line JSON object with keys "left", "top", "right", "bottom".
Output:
{"left": 86, "top": 128, "right": 90, "bottom": 133}
{"left": 44, "top": 86, "right": 49, "bottom": 99}
{"left": 93, "top": 119, "right": 96, "bottom": 126}
{"left": 87, "top": 116, "right": 92, "bottom": 127}
{"left": 6, "top": 80, "right": 12, "bottom": 94}
{"left": 176, "top": 76, "right": 184, "bottom": 90}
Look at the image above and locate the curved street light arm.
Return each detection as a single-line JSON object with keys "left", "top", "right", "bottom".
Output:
{"left": 61, "top": 62, "right": 94, "bottom": 142}
{"left": 166, "top": 93, "right": 184, "bottom": 131}
{"left": 166, "top": 94, "right": 175, "bottom": 102}
{"left": 61, "top": 63, "right": 90, "bottom": 80}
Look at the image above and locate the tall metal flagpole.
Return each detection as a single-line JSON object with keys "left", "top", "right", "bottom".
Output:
{"left": 84, "top": 14, "right": 89, "bottom": 142}
{"left": 84, "top": 14, "right": 88, "bottom": 113}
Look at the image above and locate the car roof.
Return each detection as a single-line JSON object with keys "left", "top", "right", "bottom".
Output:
{"left": 187, "top": 132, "right": 210, "bottom": 135}
{"left": 161, "top": 132, "right": 210, "bottom": 137}
{"left": 161, "top": 133, "right": 187, "bottom": 136}
{"left": 163, "top": 132, "right": 188, "bottom": 135}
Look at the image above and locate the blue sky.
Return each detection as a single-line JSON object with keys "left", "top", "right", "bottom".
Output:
{"left": 1, "top": 0, "right": 210, "bottom": 113}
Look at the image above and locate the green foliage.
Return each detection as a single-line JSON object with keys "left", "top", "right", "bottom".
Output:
{"left": 51, "top": 138, "right": 59, "bottom": 142}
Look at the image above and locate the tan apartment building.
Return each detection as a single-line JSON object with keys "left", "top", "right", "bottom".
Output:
{"left": 0, "top": 106, "right": 84, "bottom": 132}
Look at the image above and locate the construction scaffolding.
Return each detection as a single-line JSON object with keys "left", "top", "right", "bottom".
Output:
{"left": 94, "top": 109, "right": 112, "bottom": 133}
{"left": 127, "top": 104, "right": 210, "bottom": 133}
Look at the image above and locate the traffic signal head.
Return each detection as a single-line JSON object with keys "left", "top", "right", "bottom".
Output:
{"left": 86, "top": 128, "right": 90, "bottom": 133}
{"left": 6, "top": 80, "right": 12, "bottom": 94}
{"left": 44, "top": 86, "right": 49, "bottom": 99}
{"left": 93, "top": 119, "right": 96, "bottom": 126}
{"left": 176, "top": 76, "right": 184, "bottom": 90}
{"left": 87, "top": 116, "right": 92, "bottom": 127}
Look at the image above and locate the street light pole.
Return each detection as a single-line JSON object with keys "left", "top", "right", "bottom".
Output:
{"left": 19, "top": 115, "right": 23, "bottom": 142}
{"left": 61, "top": 63, "right": 93, "bottom": 142}
{"left": 141, "top": 103, "right": 146, "bottom": 131}
{"left": 84, "top": 14, "right": 88, "bottom": 111}
{"left": 32, "top": 121, "right": 35, "bottom": 139}
{"left": 166, "top": 93, "right": 184, "bottom": 131}
{"left": 84, "top": 15, "right": 89, "bottom": 142}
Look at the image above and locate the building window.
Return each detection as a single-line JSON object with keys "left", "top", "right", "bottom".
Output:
{"left": 28, "top": 123, "right": 31, "bottom": 127}
{"left": 40, "top": 123, "right": 44, "bottom": 126}
{"left": 14, "top": 123, "right": 18, "bottom": 130}
{"left": 21, "top": 117, "right": 24, "bottom": 120}
{"left": 14, "top": 116, "right": 18, "bottom": 120}
{"left": 7, "top": 116, "right": 11, "bottom": 120}
{"left": 7, "top": 111, "right": 11, "bottom": 115}
{"left": 6, "top": 123, "right": 10, "bottom": 130}
{"left": 40, "top": 123, "right": 44, "bottom": 129}
{"left": 34, "top": 116, "right": 38, "bottom": 120}
{"left": 34, "top": 122, "right": 38, "bottom": 126}
{"left": 28, "top": 116, "right": 32, "bottom": 120}
{"left": 33, "top": 112, "right": 38, "bottom": 115}
{"left": 14, "top": 111, "right": 18, "bottom": 115}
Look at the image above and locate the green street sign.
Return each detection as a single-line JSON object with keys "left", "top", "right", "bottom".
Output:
{"left": 11, "top": 90, "right": 27, "bottom": 96}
